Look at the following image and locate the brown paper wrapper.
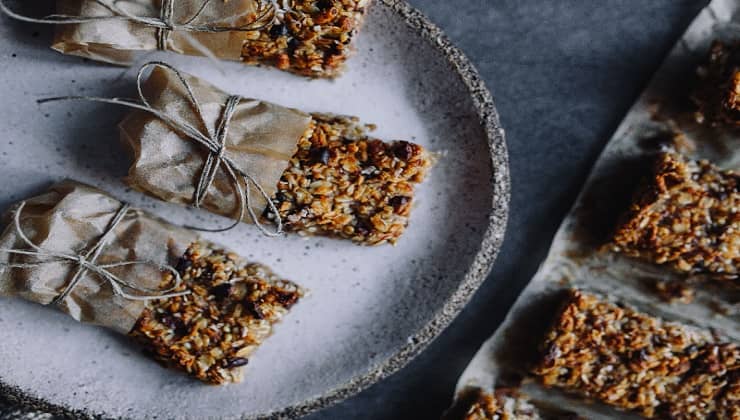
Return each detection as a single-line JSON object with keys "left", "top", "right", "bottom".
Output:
{"left": 0, "top": 180, "right": 197, "bottom": 334}
{"left": 52, "top": 0, "right": 259, "bottom": 65}
{"left": 120, "top": 65, "right": 312, "bottom": 223}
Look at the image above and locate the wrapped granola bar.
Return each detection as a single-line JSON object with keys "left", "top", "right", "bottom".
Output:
{"left": 117, "top": 63, "right": 433, "bottom": 244}
{"left": 448, "top": 0, "right": 740, "bottom": 418}
{"left": 0, "top": 180, "right": 302, "bottom": 384}
{"left": 2, "top": 0, "right": 372, "bottom": 77}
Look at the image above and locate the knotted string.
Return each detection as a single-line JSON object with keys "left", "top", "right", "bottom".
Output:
{"left": 0, "top": 0, "right": 277, "bottom": 51}
{"left": 0, "top": 201, "right": 190, "bottom": 305}
{"left": 157, "top": 0, "right": 175, "bottom": 51}
{"left": 39, "top": 61, "right": 284, "bottom": 236}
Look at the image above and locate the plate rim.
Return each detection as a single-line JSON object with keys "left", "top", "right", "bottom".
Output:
{"left": 0, "top": 0, "right": 510, "bottom": 418}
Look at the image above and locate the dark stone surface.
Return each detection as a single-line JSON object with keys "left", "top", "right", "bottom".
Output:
{"left": 307, "top": 0, "right": 707, "bottom": 419}
{"left": 0, "top": 0, "right": 710, "bottom": 419}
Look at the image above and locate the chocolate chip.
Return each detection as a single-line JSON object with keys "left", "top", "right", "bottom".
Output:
{"left": 224, "top": 357, "right": 249, "bottom": 369}
{"left": 210, "top": 283, "right": 232, "bottom": 301}
{"left": 175, "top": 257, "right": 192, "bottom": 273}
{"left": 244, "top": 301, "right": 264, "bottom": 320}
{"left": 275, "top": 191, "right": 289, "bottom": 203}
{"left": 708, "top": 186, "right": 729, "bottom": 201}
{"left": 269, "top": 24, "right": 288, "bottom": 37}
{"left": 274, "top": 290, "right": 299, "bottom": 308}
{"left": 367, "top": 140, "right": 385, "bottom": 158}
{"left": 393, "top": 141, "right": 416, "bottom": 160}
{"left": 354, "top": 218, "right": 372, "bottom": 237}
{"left": 326, "top": 42, "right": 342, "bottom": 57}
{"left": 707, "top": 223, "right": 728, "bottom": 237}
{"left": 389, "top": 196, "right": 410, "bottom": 213}
{"left": 287, "top": 38, "right": 300, "bottom": 54}
{"left": 310, "top": 147, "right": 330, "bottom": 165}
{"left": 161, "top": 315, "right": 188, "bottom": 337}
{"left": 316, "top": 0, "right": 333, "bottom": 9}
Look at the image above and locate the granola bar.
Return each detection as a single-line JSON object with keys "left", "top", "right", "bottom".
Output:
{"left": 532, "top": 290, "right": 739, "bottom": 419}
{"left": 241, "top": 0, "right": 372, "bottom": 78}
{"left": 691, "top": 40, "right": 740, "bottom": 126}
{"left": 129, "top": 241, "right": 302, "bottom": 384}
{"left": 454, "top": 389, "right": 541, "bottom": 420}
{"left": 266, "top": 114, "right": 433, "bottom": 245}
{"left": 610, "top": 152, "right": 739, "bottom": 279}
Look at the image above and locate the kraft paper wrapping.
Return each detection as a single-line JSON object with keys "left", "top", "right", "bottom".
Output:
{"left": 52, "top": 0, "right": 259, "bottom": 65}
{"left": 449, "top": 0, "right": 740, "bottom": 418}
{"left": 120, "top": 65, "right": 312, "bottom": 224}
{"left": 0, "top": 181, "right": 197, "bottom": 334}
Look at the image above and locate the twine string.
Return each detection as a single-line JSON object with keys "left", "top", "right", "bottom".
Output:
{"left": 0, "top": 0, "right": 278, "bottom": 49}
{"left": 156, "top": 0, "right": 175, "bottom": 50}
{"left": 39, "top": 61, "right": 284, "bottom": 235}
{"left": 0, "top": 201, "right": 190, "bottom": 305}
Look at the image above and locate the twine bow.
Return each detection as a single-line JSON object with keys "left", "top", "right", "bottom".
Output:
{"left": 0, "top": 0, "right": 277, "bottom": 50}
{"left": 39, "top": 61, "right": 284, "bottom": 235}
{"left": 0, "top": 201, "right": 190, "bottom": 305}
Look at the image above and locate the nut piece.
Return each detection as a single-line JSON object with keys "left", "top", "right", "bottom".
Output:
{"left": 532, "top": 290, "right": 739, "bottom": 419}
{"left": 267, "top": 113, "right": 433, "bottom": 245}
{"left": 691, "top": 40, "right": 740, "bottom": 126}
{"left": 129, "top": 241, "right": 302, "bottom": 384}
{"left": 241, "top": 0, "right": 372, "bottom": 78}
{"left": 611, "top": 152, "right": 739, "bottom": 280}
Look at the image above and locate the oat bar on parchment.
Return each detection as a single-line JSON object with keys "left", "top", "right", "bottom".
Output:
{"left": 610, "top": 152, "right": 739, "bottom": 280}
{"left": 532, "top": 290, "right": 739, "bottom": 419}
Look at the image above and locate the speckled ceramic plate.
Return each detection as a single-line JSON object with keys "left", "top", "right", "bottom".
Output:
{"left": 0, "top": 1, "right": 508, "bottom": 418}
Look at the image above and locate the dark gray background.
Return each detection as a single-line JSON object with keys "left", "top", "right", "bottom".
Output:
{"left": 0, "top": 0, "right": 710, "bottom": 418}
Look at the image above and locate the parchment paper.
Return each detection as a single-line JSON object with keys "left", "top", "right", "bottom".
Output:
{"left": 451, "top": 0, "right": 740, "bottom": 417}
{"left": 52, "top": 0, "right": 259, "bottom": 65}
{"left": 0, "top": 180, "right": 197, "bottom": 334}
{"left": 120, "top": 64, "right": 312, "bottom": 223}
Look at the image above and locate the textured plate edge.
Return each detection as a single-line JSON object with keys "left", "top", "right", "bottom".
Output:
{"left": 0, "top": 0, "right": 511, "bottom": 418}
